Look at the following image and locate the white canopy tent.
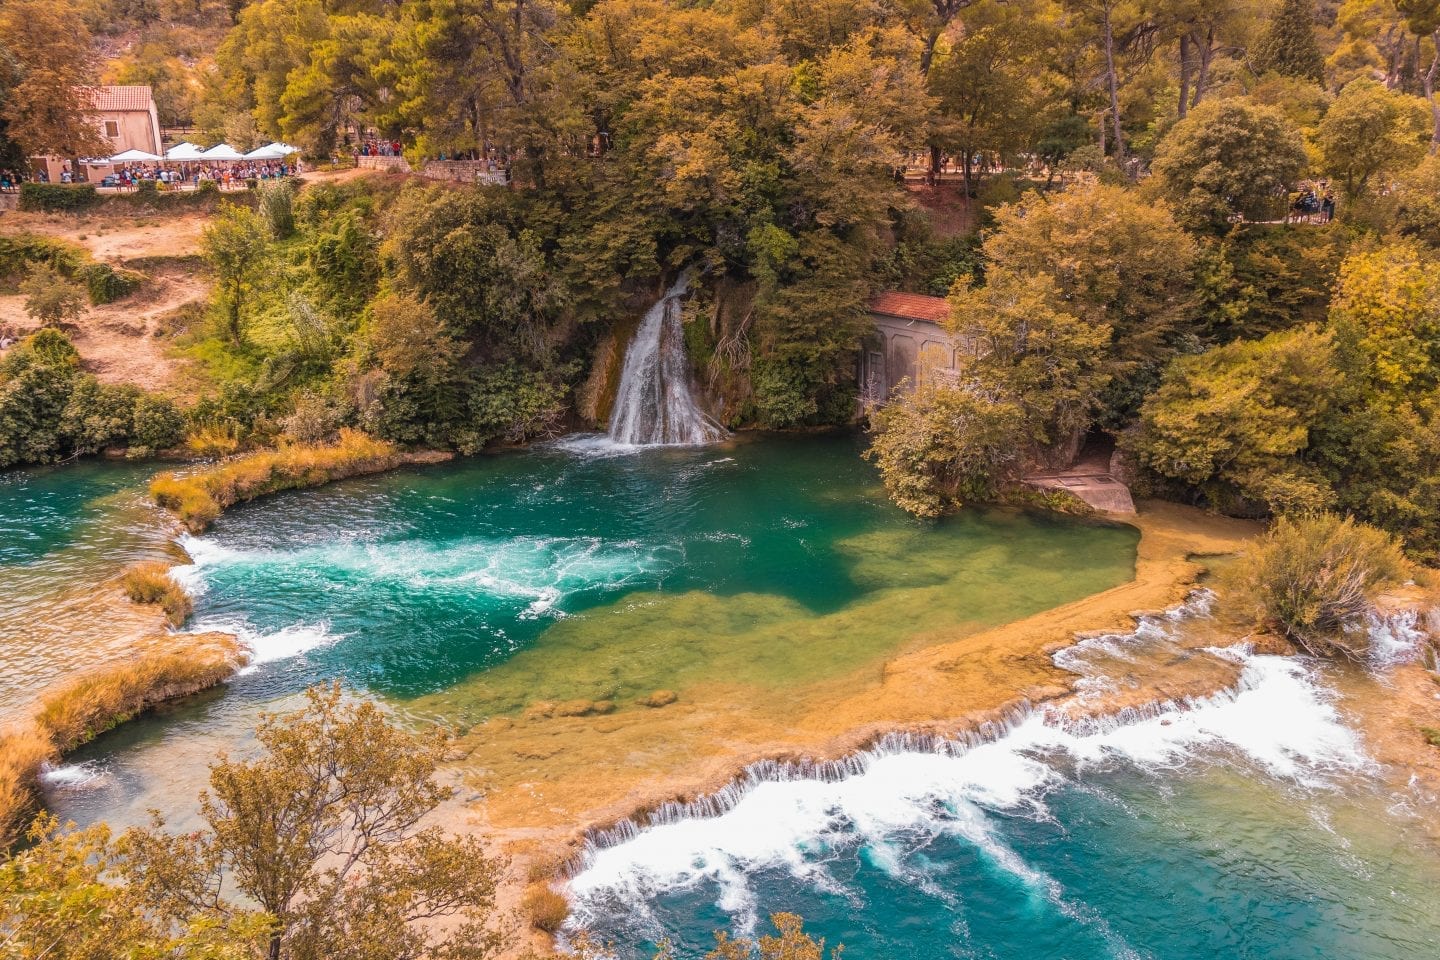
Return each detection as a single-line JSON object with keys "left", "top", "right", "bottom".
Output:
{"left": 165, "top": 142, "right": 206, "bottom": 161}
{"left": 108, "top": 148, "right": 163, "bottom": 162}
{"left": 242, "top": 144, "right": 288, "bottom": 160}
{"left": 199, "top": 144, "right": 244, "bottom": 160}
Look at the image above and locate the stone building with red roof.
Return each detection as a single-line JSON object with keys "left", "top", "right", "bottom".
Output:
{"left": 862, "top": 291, "right": 973, "bottom": 405}
{"left": 34, "top": 85, "right": 163, "bottom": 182}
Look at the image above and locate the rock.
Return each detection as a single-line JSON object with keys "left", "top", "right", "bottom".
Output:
{"left": 638, "top": 689, "right": 678, "bottom": 708}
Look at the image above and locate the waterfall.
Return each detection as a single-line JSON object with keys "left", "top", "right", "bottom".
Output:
{"left": 607, "top": 274, "right": 727, "bottom": 446}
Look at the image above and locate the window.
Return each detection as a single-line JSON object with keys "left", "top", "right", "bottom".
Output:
{"left": 104, "top": 120, "right": 119, "bottom": 139}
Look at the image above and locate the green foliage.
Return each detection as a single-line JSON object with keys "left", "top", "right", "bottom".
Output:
{"left": 202, "top": 204, "right": 271, "bottom": 343}
{"left": 257, "top": 179, "right": 296, "bottom": 239}
{"left": 1150, "top": 98, "right": 1308, "bottom": 230}
{"left": 19, "top": 264, "right": 87, "bottom": 326}
{"left": 0, "top": 329, "right": 182, "bottom": 466}
{"left": 77, "top": 262, "right": 145, "bottom": 305}
{"left": 1126, "top": 326, "right": 1337, "bottom": 515}
{"left": 1250, "top": 0, "right": 1325, "bottom": 83}
{"left": 1234, "top": 513, "right": 1408, "bottom": 659}
{"left": 0, "top": 234, "right": 86, "bottom": 289}
{"left": 1316, "top": 78, "right": 1431, "bottom": 199}
{"left": 1197, "top": 224, "right": 1353, "bottom": 340}
{"left": 1394, "top": 154, "right": 1440, "bottom": 248}
{"left": 981, "top": 181, "right": 1199, "bottom": 427}
{"left": 17, "top": 183, "right": 100, "bottom": 213}
{"left": 865, "top": 384, "right": 1027, "bottom": 518}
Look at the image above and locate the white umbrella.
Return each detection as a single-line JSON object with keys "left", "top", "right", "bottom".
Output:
{"left": 242, "top": 145, "right": 288, "bottom": 160}
{"left": 200, "top": 144, "right": 244, "bottom": 160}
{"left": 108, "top": 148, "right": 162, "bottom": 162}
{"left": 165, "top": 143, "right": 205, "bottom": 161}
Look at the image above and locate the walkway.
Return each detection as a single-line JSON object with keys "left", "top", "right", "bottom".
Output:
{"left": 1024, "top": 440, "right": 1136, "bottom": 515}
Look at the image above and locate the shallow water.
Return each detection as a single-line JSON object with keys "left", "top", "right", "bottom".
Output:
{"left": 0, "top": 460, "right": 176, "bottom": 717}
{"left": 39, "top": 435, "right": 1137, "bottom": 831}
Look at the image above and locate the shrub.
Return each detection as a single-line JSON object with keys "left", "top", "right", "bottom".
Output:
{"left": 257, "top": 180, "right": 295, "bottom": 238}
{"left": 129, "top": 394, "right": 186, "bottom": 453}
{"left": 865, "top": 384, "right": 1027, "bottom": 518}
{"left": 18, "top": 183, "right": 100, "bottom": 213}
{"left": 135, "top": 178, "right": 157, "bottom": 195}
{"left": 522, "top": 884, "right": 570, "bottom": 933}
{"left": 119, "top": 561, "right": 192, "bottom": 626}
{"left": 20, "top": 263, "right": 87, "bottom": 326}
{"left": 0, "top": 233, "right": 86, "bottom": 289}
{"left": 1235, "top": 512, "right": 1409, "bottom": 658}
{"left": 77, "top": 262, "right": 144, "bottom": 304}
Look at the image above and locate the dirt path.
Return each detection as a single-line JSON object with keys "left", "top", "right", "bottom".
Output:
{"left": 0, "top": 211, "right": 211, "bottom": 395}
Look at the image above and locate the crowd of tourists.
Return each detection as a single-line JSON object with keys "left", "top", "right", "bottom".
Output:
{"left": 106, "top": 158, "right": 301, "bottom": 190}
{"left": 359, "top": 139, "right": 403, "bottom": 157}
{"left": 1290, "top": 181, "right": 1336, "bottom": 223}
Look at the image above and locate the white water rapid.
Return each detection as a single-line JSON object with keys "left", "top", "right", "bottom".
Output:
{"left": 607, "top": 274, "right": 727, "bottom": 446}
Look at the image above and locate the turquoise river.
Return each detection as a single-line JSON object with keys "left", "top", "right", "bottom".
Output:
{"left": 3, "top": 434, "right": 1438, "bottom": 959}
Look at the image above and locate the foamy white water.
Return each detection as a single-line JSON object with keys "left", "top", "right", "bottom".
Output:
{"left": 567, "top": 651, "right": 1367, "bottom": 914}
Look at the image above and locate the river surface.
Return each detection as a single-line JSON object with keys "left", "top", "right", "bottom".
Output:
{"left": 7, "top": 435, "right": 1439, "bottom": 958}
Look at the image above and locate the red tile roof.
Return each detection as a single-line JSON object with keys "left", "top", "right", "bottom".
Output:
{"left": 90, "top": 85, "right": 155, "bottom": 112}
{"left": 870, "top": 291, "right": 950, "bottom": 324}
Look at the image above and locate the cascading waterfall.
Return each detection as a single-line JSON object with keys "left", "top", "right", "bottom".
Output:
{"left": 607, "top": 273, "right": 728, "bottom": 446}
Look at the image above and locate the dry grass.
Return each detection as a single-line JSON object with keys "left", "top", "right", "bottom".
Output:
{"left": 119, "top": 561, "right": 193, "bottom": 626}
{"left": 33, "top": 636, "right": 244, "bottom": 754}
{"left": 0, "top": 725, "right": 58, "bottom": 849}
{"left": 522, "top": 884, "right": 571, "bottom": 933}
{"left": 151, "top": 429, "right": 408, "bottom": 532}
{"left": 0, "top": 635, "right": 247, "bottom": 847}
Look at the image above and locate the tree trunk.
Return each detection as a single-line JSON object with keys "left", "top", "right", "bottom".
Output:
{"left": 1427, "top": 31, "right": 1440, "bottom": 152}
{"left": 921, "top": 27, "right": 943, "bottom": 75}
{"left": 1178, "top": 31, "right": 1192, "bottom": 120}
{"left": 929, "top": 143, "right": 942, "bottom": 186}
{"left": 1193, "top": 28, "right": 1215, "bottom": 108}
{"left": 1101, "top": 1, "right": 1125, "bottom": 162}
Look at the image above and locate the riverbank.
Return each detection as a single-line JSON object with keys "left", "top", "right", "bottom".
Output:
{"left": 0, "top": 630, "right": 245, "bottom": 846}
{"left": 423, "top": 499, "right": 1257, "bottom": 949}
{"left": 150, "top": 429, "right": 453, "bottom": 532}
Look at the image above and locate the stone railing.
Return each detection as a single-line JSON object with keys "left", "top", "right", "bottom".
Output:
{"left": 419, "top": 160, "right": 508, "bottom": 185}
{"left": 355, "top": 155, "right": 411, "bottom": 172}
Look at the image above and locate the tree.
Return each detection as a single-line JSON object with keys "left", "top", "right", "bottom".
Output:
{"left": 1150, "top": 97, "right": 1309, "bottom": 230}
{"left": 1316, "top": 78, "right": 1431, "bottom": 198}
{"left": 949, "top": 270, "right": 1112, "bottom": 451}
{"left": 202, "top": 205, "right": 271, "bottom": 343}
{"left": 927, "top": 0, "right": 1056, "bottom": 196}
{"left": 699, "top": 913, "right": 844, "bottom": 960}
{"left": 0, "top": 0, "right": 108, "bottom": 160}
{"left": 981, "top": 181, "right": 1198, "bottom": 424}
{"left": 865, "top": 383, "right": 1027, "bottom": 517}
{"left": 1235, "top": 513, "right": 1408, "bottom": 659}
{"left": 1250, "top": 0, "right": 1325, "bottom": 83}
{"left": 1125, "top": 326, "right": 1338, "bottom": 515}
{"left": 1394, "top": 153, "right": 1440, "bottom": 245}
{"left": 20, "top": 264, "right": 87, "bottom": 327}
{"left": 0, "top": 816, "right": 267, "bottom": 960}
{"left": 121, "top": 684, "right": 505, "bottom": 960}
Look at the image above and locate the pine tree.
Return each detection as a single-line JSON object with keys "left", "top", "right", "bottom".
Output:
{"left": 1251, "top": 0, "right": 1326, "bottom": 83}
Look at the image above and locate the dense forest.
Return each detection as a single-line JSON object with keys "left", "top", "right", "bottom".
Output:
{"left": 1, "top": 0, "right": 1439, "bottom": 552}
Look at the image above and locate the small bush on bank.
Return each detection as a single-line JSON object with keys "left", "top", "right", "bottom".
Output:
{"left": 119, "top": 562, "right": 192, "bottom": 626}
{"left": 1235, "top": 512, "right": 1409, "bottom": 659}
{"left": 18, "top": 183, "right": 99, "bottom": 213}
{"left": 19, "top": 264, "right": 87, "bottom": 326}
{"left": 77, "top": 262, "right": 144, "bottom": 304}
{"left": 522, "top": 884, "right": 570, "bottom": 932}
{"left": 0, "top": 727, "right": 57, "bottom": 849}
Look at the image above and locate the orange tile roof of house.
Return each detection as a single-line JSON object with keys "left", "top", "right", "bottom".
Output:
{"left": 90, "top": 85, "right": 155, "bottom": 112}
{"left": 870, "top": 291, "right": 950, "bottom": 324}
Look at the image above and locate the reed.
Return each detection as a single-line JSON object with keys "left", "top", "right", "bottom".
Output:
{"left": 150, "top": 429, "right": 414, "bottom": 533}
{"left": 119, "top": 561, "right": 193, "bottom": 627}
{"left": 0, "top": 635, "right": 246, "bottom": 847}
{"left": 522, "top": 884, "right": 571, "bottom": 933}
